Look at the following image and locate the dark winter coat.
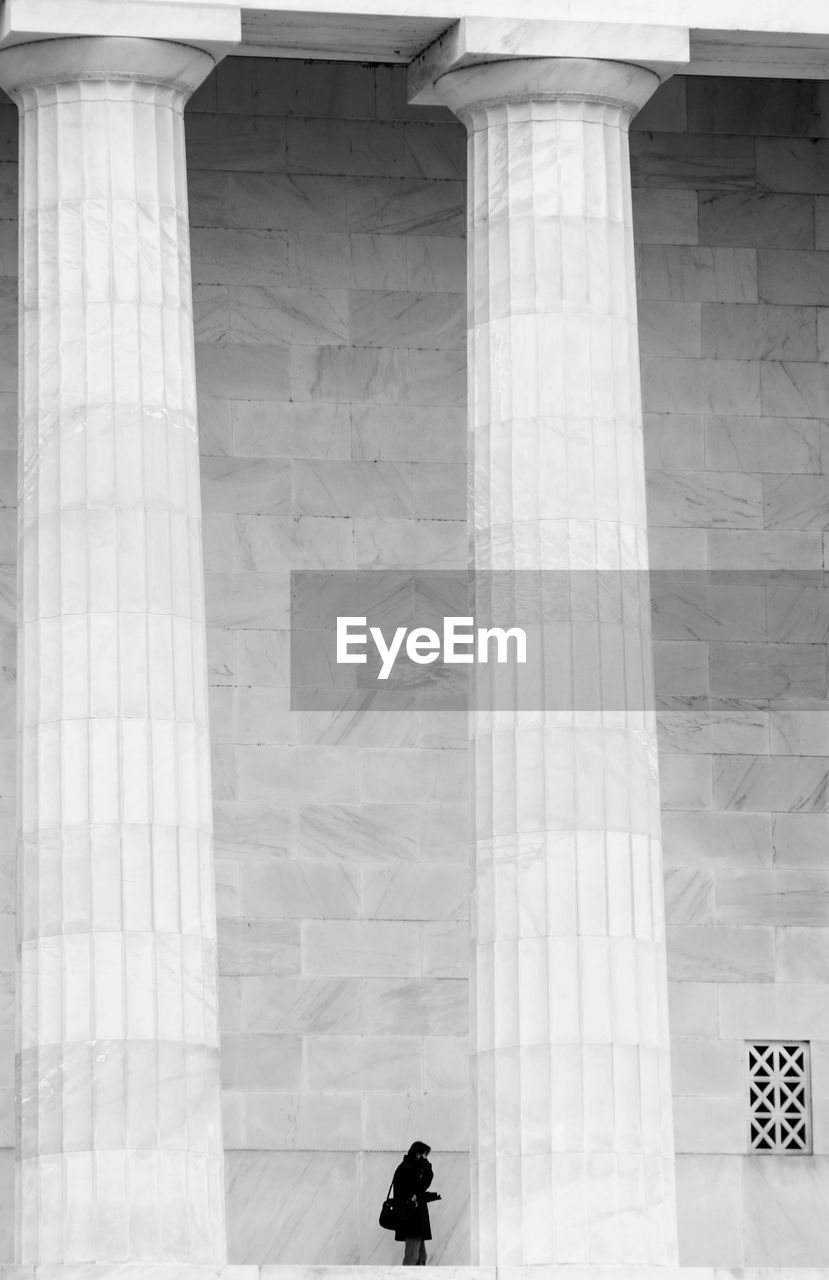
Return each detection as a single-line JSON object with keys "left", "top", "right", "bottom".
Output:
{"left": 392, "top": 1154, "right": 435, "bottom": 1241}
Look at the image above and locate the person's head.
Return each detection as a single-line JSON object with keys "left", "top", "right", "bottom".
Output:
{"left": 408, "top": 1141, "right": 431, "bottom": 1161}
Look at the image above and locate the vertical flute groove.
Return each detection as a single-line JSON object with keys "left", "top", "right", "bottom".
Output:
{"left": 2, "top": 39, "right": 225, "bottom": 1265}
{"left": 436, "top": 58, "right": 678, "bottom": 1267}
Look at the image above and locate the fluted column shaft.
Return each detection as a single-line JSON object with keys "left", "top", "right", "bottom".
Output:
{"left": 435, "top": 59, "right": 678, "bottom": 1266}
{"left": 0, "top": 38, "right": 226, "bottom": 1264}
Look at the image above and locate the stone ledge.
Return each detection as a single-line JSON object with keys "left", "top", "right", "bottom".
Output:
{"left": 2, "top": 1269, "right": 829, "bottom": 1279}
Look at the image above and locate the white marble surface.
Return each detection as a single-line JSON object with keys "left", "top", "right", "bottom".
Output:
{"left": 433, "top": 55, "right": 677, "bottom": 1268}
{"left": 0, "top": 37, "right": 227, "bottom": 1265}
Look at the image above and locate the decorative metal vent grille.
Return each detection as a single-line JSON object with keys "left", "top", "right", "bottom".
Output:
{"left": 748, "top": 1041, "right": 811, "bottom": 1154}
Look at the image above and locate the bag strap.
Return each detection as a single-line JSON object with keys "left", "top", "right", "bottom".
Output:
{"left": 387, "top": 1177, "right": 395, "bottom": 1200}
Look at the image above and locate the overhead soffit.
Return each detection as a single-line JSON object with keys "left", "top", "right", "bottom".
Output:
{"left": 238, "top": 7, "right": 829, "bottom": 76}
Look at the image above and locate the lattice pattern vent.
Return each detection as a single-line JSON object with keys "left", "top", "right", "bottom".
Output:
{"left": 748, "top": 1041, "right": 811, "bottom": 1154}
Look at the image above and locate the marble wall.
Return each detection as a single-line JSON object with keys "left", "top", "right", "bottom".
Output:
{"left": 0, "top": 53, "right": 826, "bottom": 1269}
{"left": 636, "top": 74, "right": 829, "bottom": 1266}
{"left": 186, "top": 59, "right": 469, "bottom": 1265}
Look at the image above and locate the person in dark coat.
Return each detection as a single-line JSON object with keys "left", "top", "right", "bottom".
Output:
{"left": 391, "top": 1140, "right": 440, "bottom": 1265}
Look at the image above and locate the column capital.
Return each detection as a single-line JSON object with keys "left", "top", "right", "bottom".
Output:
{"left": 0, "top": 0, "right": 240, "bottom": 62}
{"left": 0, "top": 35, "right": 218, "bottom": 101}
{"left": 433, "top": 56, "right": 663, "bottom": 124}
{"left": 409, "top": 16, "right": 689, "bottom": 108}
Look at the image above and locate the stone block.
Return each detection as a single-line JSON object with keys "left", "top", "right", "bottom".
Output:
{"left": 232, "top": 401, "right": 350, "bottom": 460}
{"left": 221, "top": 1034, "right": 303, "bottom": 1091}
{"left": 237, "top": 514, "right": 355, "bottom": 572}
{"left": 630, "top": 133, "right": 755, "bottom": 189}
{"left": 362, "top": 1092, "right": 469, "bottom": 1150}
{"left": 235, "top": 631, "right": 290, "bottom": 687}
{"left": 658, "top": 753, "right": 713, "bottom": 810}
{"left": 631, "top": 75, "right": 687, "bottom": 133}
{"left": 187, "top": 114, "right": 287, "bottom": 171}
{"left": 424, "top": 1036, "right": 469, "bottom": 1091}
{"left": 288, "top": 231, "right": 408, "bottom": 292}
{"left": 653, "top": 640, "right": 710, "bottom": 697}
{"left": 661, "top": 810, "right": 771, "bottom": 867}
{"left": 188, "top": 170, "right": 228, "bottom": 227}
{"left": 346, "top": 177, "right": 465, "bottom": 237}
{"left": 222, "top": 1090, "right": 246, "bottom": 1148}
{"left": 229, "top": 284, "right": 349, "bottom": 346}
{"left": 196, "top": 343, "right": 291, "bottom": 400}
{"left": 411, "top": 462, "right": 465, "bottom": 520}
{"left": 245, "top": 1092, "right": 363, "bottom": 1149}
{"left": 759, "top": 248, "right": 829, "bottom": 303}
{"left": 235, "top": 745, "right": 360, "bottom": 804}
{"left": 286, "top": 118, "right": 405, "bottom": 177}
{"left": 225, "top": 1150, "right": 360, "bottom": 1263}
{"left": 673, "top": 1095, "right": 746, "bottom": 1153}
{"left": 643, "top": 414, "right": 704, "bottom": 471}
{"left": 636, "top": 245, "right": 757, "bottom": 302}
{"left": 407, "top": 236, "right": 466, "bottom": 292}
{"left": 646, "top": 471, "right": 763, "bottom": 528}
{"left": 298, "top": 802, "right": 419, "bottom": 862}
{"left": 359, "top": 747, "right": 467, "bottom": 805}
{"left": 699, "top": 191, "right": 814, "bottom": 248}
{"left": 773, "top": 813, "right": 829, "bottom": 866}
{"left": 719, "top": 981, "right": 829, "bottom": 1038}
{"left": 298, "top": 707, "right": 417, "bottom": 749}
{"left": 201, "top": 457, "right": 293, "bottom": 515}
{"left": 198, "top": 391, "right": 234, "bottom": 456}
{"left": 648, "top": 528, "right": 708, "bottom": 570}
{"left": 404, "top": 123, "right": 466, "bottom": 180}
{"left": 206, "top": 572, "right": 290, "bottom": 630}
{"left": 302, "top": 920, "right": 420, "bottom": 977}
{"left": 218, "top": 921, "right": 301, "bottom": 977}
{"left": 293, "top": 459, "right": 412, "bottom": 518}
{"left": 306, "top": 1035, "right": 423, "bottom": 1091}
{"left": 642, "top": 357, "right": 760, "bottom": 415}
{"left": 710, "top": 641, "right": 827, "bottom": 699}
{"left": 421, "top": 921, "right": 468, "bottom": 978}
{"left": 241, "top": 861, "right": 361, "bottom": 920}
{"left": 675, "top": 1154, "right": 743, "bottom": 1266}
{"left": 360, "top": 864, "right": 468, "bottom": 922}
{"left": 714, "top": 754, "right": 829, "bottom": 812}
{"left": 707, "top": 530, "right": 823, "bottom": 570}
{"left": 657, "top": 706, "right": 768, "bottom": 752}
{"left": 671, "top": 1036, "right": 745, "bottom": 1096}
{"left": 192, "top": 227, "right": 290, "bottom": 286}
{"left": 217, "top": 57, "right": 376, "bottom": 119}
{"left": 239, "top": 976, "right": 361, "bottom": 1034}
{"left": 632, "top": 189, "right": 699, "bottom": 245}
{"left": 743, "top": 1155, "right": 829, "bottom": 1264}
{"left": 777, "top": 927, "right": 829, "bottom": 980}
{"left": 406, "top": 349, "right": 466, "bottom": 406}
{"left": 663, "top": 868, "right": 714, "bottom": 925}
{"left": 758, "top": 137, "right": 829, "bottom": 193}
{"left": 228, "top": 173, "right": 348, "bottom": 232}
{"left": 352, "top": 405, "right": 465, "bottom": 464}
{"left": 193, "top": 282, "right": 230, "bottom": 343}
{"left": 770, "top": 708, "right": 829, "bottom": 754}
{"left": 689, "top": 75, "right": 829, "bottom": 137}
{"left": 701, "top": 302, "right": 817, "bottom": 360}
{"left": 667, "top": 924, "right": 774, "bottom": 981}
{"left": 706, "top": 415, "right": 821, "bottom": 474}
{"left": 668, "top": 981, "right": 718, "bottom": 1037}
{"left": 291, "top": 346, "right": 405, "bottom": 403}
{"left": 349, "top": 289, "right": 464, "bottom": 349}
{"left": 638, "top": 300, "right": 701, "bottom": 357}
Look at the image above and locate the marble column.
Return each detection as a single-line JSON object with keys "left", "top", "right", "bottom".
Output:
{"left": 0, "top": 38, "right": 226, "bottom": 1263}
{"left": 434, "top": 59, "right": 678, "bottom": 1266}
